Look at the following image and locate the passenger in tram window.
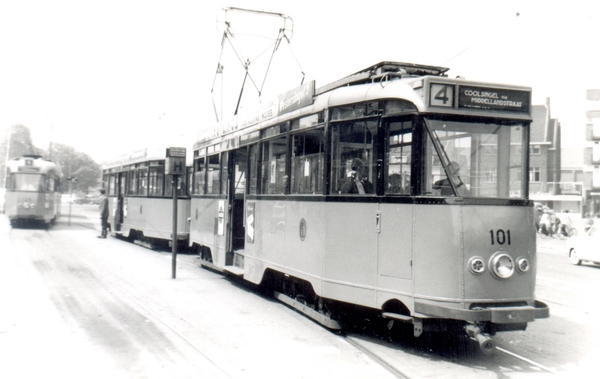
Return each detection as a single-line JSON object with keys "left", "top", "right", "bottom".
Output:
{"left": 433, "top": 161, "right": 468, "bottom": 196}
{"left": 341, "top": 158, "right": 374, "bottom": 194}
{"left": 387, "top": 173, "right": 403, "bottom": 194}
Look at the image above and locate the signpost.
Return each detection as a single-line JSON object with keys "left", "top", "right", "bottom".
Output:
{"left": 166, "top": 147, "right": 186, "bottom": 279}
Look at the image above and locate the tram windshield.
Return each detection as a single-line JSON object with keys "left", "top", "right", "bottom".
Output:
{"left": 8, "top": 173, "right": 45, "bottom": 192}
{"left": 422, "top": 118, "right": 527, "bottom": 199}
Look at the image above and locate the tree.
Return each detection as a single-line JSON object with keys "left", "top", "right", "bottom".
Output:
{"left": 45, "top": 143, "right": 101, "bottom": 193}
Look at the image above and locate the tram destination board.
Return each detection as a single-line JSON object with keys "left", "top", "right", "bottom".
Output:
{"left": 458, "top": 85, "right": 530, "bottom": 112}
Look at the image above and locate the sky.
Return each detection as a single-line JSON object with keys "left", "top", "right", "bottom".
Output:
{"left": 1, "top": 0, "right": 600, "bottom": 163}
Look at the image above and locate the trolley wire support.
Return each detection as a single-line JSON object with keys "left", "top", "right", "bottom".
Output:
{"left": 211, "top": 6, "right": 304, "bottom": 122}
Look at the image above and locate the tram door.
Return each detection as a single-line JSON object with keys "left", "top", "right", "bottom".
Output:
{"left": 228, "top": 148, "right": 248, "bottom": 252}
{"left": 114, "top": 172, "right": 125, "bottom": 232}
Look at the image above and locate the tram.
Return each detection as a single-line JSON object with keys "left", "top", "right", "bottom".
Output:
{"left": 4, "top": 155, "right": 63, "bottom": 227}
{"left": 102, "top": 147, "right": 192, "bottom": 248}
{"left": 186, "top": 61, "right": 549, "bottom": 352}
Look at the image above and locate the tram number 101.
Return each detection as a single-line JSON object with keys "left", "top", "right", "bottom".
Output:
{"left": 489, "top": 229, "right": 511, "bottom": 245}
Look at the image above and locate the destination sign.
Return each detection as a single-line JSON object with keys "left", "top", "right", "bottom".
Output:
{"left": 458, "top": 85, "right": 530, "bottom": 112}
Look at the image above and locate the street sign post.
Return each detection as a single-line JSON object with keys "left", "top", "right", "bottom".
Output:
{"left": 166, "top": 147, "right": 186, "bottom": 279}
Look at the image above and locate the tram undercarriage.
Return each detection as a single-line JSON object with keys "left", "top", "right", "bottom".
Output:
{"left": 194, "top": 247, "right": 534, "bottom": 354}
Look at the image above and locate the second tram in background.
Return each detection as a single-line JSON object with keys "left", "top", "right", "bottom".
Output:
{"left": 186, "top": 61, "right": 549, "bottom": 353}
{"left": 4, "top": 155, "right": 63, "bottom": 227}
{"left": 102, "top": 147, "right": 192, "bottom": 249}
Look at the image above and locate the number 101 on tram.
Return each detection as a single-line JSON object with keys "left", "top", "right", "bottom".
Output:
{"left": 189, "top": 61, "right": 549, "bottom": 353}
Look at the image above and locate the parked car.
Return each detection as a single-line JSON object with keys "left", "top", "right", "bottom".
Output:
{"left": 567, "top": 224, "right": 600, "bottom": 265}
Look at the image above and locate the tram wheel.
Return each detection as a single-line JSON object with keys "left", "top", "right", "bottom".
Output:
{"left": 569, "top": 249, "right": 582, "bottom": 265}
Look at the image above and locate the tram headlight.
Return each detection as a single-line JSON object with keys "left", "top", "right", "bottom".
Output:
{"left": 468, "top": 256, "right": 485, "bottom": 274}
{"left": 516, "top": 257, "right": 530, "bottom": 273}
{"left": 489, "top": 252, "right": 514, "bottom": 279}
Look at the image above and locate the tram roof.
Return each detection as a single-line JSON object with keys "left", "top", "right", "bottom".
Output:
{"left": 315, "top": 61, "right": 449, "bottom": 96}
{"left": 7, "top": 155, "right": 62, "bottom": 176}
{"left": 194, "top": 61, "right": 531, "bottom": 148}
{"left": 102, "top": 146, "right": 193, "bottom": 170}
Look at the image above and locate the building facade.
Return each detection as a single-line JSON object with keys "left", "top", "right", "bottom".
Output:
{"left": 584, "top": 89, "right": 600, "bottom": 215}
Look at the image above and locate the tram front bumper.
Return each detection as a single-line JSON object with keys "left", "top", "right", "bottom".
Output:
{"left": 415, "top": 300, "right": 549, "bottom": 323}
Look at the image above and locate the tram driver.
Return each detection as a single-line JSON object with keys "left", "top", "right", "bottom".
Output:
{"left": 433, "top": 161, "right": 469, "bottom": 196}
{"left": 341, "top": 158, "right": 374, "bottom": 194}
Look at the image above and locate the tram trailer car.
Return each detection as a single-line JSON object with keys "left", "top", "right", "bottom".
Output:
{"left": 187, "top": 62, "right": 549, "bottom": 353}
{"left": 102, "top": 147, "right": 192, "bottom": 249}
{"left": 5, "top": 155, "right": 63, "bottom": 227}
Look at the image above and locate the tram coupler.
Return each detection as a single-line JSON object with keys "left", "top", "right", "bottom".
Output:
{"left": 465, "top": 324, "right": 495, "bottom": 355}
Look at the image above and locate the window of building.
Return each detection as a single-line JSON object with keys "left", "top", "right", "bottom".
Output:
{"left": 531, "top": 145, "right": 541, "bottom": 155}
{"left": 594, "top": 166, "right": 600, "bottom": 188}
{"left": 529, "top": 167, "right": 541, "bottom": 182}
{"left": 593, "top": 119, "right": 600, "bottom": 138}
{"left": 594, "top": 142, "right": 600, "bottom": 162}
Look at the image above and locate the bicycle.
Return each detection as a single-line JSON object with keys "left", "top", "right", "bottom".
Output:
{"left": 558, "top": 223, "right": 577, "bottom": 239}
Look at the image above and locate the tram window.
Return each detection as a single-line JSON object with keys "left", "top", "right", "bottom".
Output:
{"left": 385, "top": 120, "right": 412, "bottom": 195}
{"left": 194, "top": 157, "right": 206, "bottom": 195}
{"left": 139, "top": 168, "right": 148, "bottom": 196}
{"left": 11, "top": 174, "right": 42, "bottom": 191}
{"left": 148, "top": 167, "right": 163, "bottom": 196}
{"left": 108, "top": 174, "right": 116, "bottom": 196}
{"left": 261, "top": 136, "right": 288, "bottom": 194}
{"left": 233, "top": 148, "right": 248, "bottom": 195}
{"left": 423, "top": 119, "right": 527, "bottom": 198}
{"left": 331, "top": 121, "right": 377, "bottom": 195}
{"left": 166, "top": 173, "right": 187, "bottom": 197}
{"left": 291, "top": 128, "right": 324, "bottom": 194}
{"left": 207, "top": 154, "right": 220, "bottom": 194}
{"left": 47, "top": 176, "right": 55, "bottom": 192}
{"left": 220, "top": 152, "right": 229, "bottom": 195}
{"left": 187, "top": 169, "right": 193, "bottom": 195}
{"left": 127, "top": 169, "right": 138, "bottom": 195}
{"left": 248, "top": 144, "right": 259, "bottom": 195}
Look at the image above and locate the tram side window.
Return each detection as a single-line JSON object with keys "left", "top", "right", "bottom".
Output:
{"left": 127, "top": 169, "right": 138, "bottom": 195}
{"left": 194, "top": 157, "right": 206, "bottom": 195}
{"left": 261, "top": 136, "right": 287, "bottom": 194}
{"left": 291, "top": 128, "right": 324, "bottom": 194}
{"left": 248, "top": 144, "right": 259, "bottom": 195}
{"left": 47, "top": 175, "right": 55, "bottom": 192}
{"left": 139, "top": 168, "right": 148, "bottom": 196}
{"left": 207, "top": 154, "right": 220, "bottom": 195}
{"left": 386, "top": 120, "right": 412, "bottom": 195}
{"left": 187, "top": 169, "right": 193, "bottom": 195}
{"left": 331, "top": 121, "right": 377, "bottom": 195}
{"left": 108, "top": 174, "right": 116, "bottom": 196}
{"left": 221, "top": 152, "right": 229, "bottom": 195}
{"left": 234, "top": 148, "right": 248, "bottom": 195}
{"left": 148, "top": 167, "right": 163, "bottom": 196}
{"left": 166, "top": 173, "right": 187, "bottom": 197}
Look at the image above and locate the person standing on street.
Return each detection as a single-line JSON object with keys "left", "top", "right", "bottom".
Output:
{"left": 98, "top": 188, "right": 109, "bottom": 238}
